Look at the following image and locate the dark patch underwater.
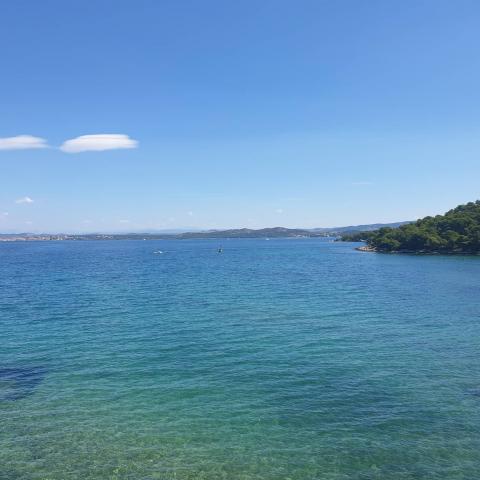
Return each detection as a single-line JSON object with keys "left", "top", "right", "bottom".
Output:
{"left": 0, "top": 366, "right": 47, "bottom": 401}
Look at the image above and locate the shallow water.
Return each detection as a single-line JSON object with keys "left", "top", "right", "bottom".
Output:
{"left": 1, "top": 239, "right": 479, "bottom": 479}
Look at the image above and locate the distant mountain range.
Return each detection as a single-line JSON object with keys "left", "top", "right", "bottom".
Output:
{"left": 0, "top": 222, "right": 411, "bottom": 241}
{"left": 168, "top": 222, "right": 412, "bottom": 239}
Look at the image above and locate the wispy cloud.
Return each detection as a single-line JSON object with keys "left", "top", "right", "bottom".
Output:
{"left": 15, "top": 196, "right": 34, "bottom": 204}
{"left": 0, "top": 135, "right": 48, "bottom": 150}
{"left": 60, "top": 134, "right": 138, "bottom": 153}
{"left": 0, "top": 134, "right": 138, "bottom": 153}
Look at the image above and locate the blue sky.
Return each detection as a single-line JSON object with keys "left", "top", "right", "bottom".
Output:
{"left": 1, "top": 0, "right": 479, "bottom": 232}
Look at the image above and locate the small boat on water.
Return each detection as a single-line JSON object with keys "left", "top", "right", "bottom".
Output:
{"left": 217, "top": 247, "right": 223, "bottom": 253}
{"left": 153, "top": 250, "right": 163, "bottom": 254}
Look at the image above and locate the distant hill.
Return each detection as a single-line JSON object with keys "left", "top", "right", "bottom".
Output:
{"left": 311, "top": 221, "right": 412, "bottom": 235}
{"left": 0, "top": 227, "right": 317, "bottom": 241}
{"left": 174, "top": 227, "right": 313, "bottom": 239}
{"left": 1, "top": 222, "right": 414, "bottom": 242}
{"left": 343, "top": 201, "right": 480, "bottom": 254}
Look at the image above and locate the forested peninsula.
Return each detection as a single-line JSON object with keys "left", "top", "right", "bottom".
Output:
{"left": 342, "top": 201, "right": 480, "bottom": 254}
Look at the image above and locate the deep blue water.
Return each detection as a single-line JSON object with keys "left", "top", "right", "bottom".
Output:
{"left": 1, "top": 238, "right": 479, "bottom": 479}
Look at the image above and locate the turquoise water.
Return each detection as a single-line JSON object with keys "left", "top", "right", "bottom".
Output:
{"left": 1, "top": 239, "right": 480, "bottom": 480}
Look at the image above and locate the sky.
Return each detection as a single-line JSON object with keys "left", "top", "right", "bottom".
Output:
{"left": 1, "top": 0, "right": 480, "bottom": 233}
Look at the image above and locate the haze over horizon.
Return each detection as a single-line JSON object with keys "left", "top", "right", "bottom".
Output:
{"left": 2, "top": 0, "right": 480, "bottom": 233}
{"left": 0, "top": 220, "right": 413, "bottom": 236}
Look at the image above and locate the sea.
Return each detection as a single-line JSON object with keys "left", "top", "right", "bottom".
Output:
{"left": 1, "top": 238, "right": 479, "bottom": 479}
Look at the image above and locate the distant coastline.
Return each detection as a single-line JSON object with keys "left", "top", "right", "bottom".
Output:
{"left": 0, "top": 222, "right": 409, "bottom": 242}
{"left": 0, "top": 230, "right": 326, "bottom": 242}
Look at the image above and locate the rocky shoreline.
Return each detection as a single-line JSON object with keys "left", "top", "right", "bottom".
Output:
{"left": 355, "top": 245, "right": 377, "bottom": 252}
{"left": 355, "top": 244, "right": 480, "bottom": 255}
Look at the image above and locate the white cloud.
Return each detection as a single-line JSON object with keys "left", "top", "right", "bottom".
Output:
{"left": 275, "top": 208, "right": 283, "bottom": 214}
{"left": 60, "top": 134, "right": 138, "bottom": 153}
{"left": 119, "top": 219, "right": 130, "bottom": 224}
{"left": 187, "top": 211, "right": 194, "bottom": 216}
{"left": 0, "top": 135, "right": 48, "bottom": 150}
{"left": 15, "top": 196, "right": 34, "bottom": 204}
{"left": 2, "top": 212, "right": 8, "bottom": 216}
